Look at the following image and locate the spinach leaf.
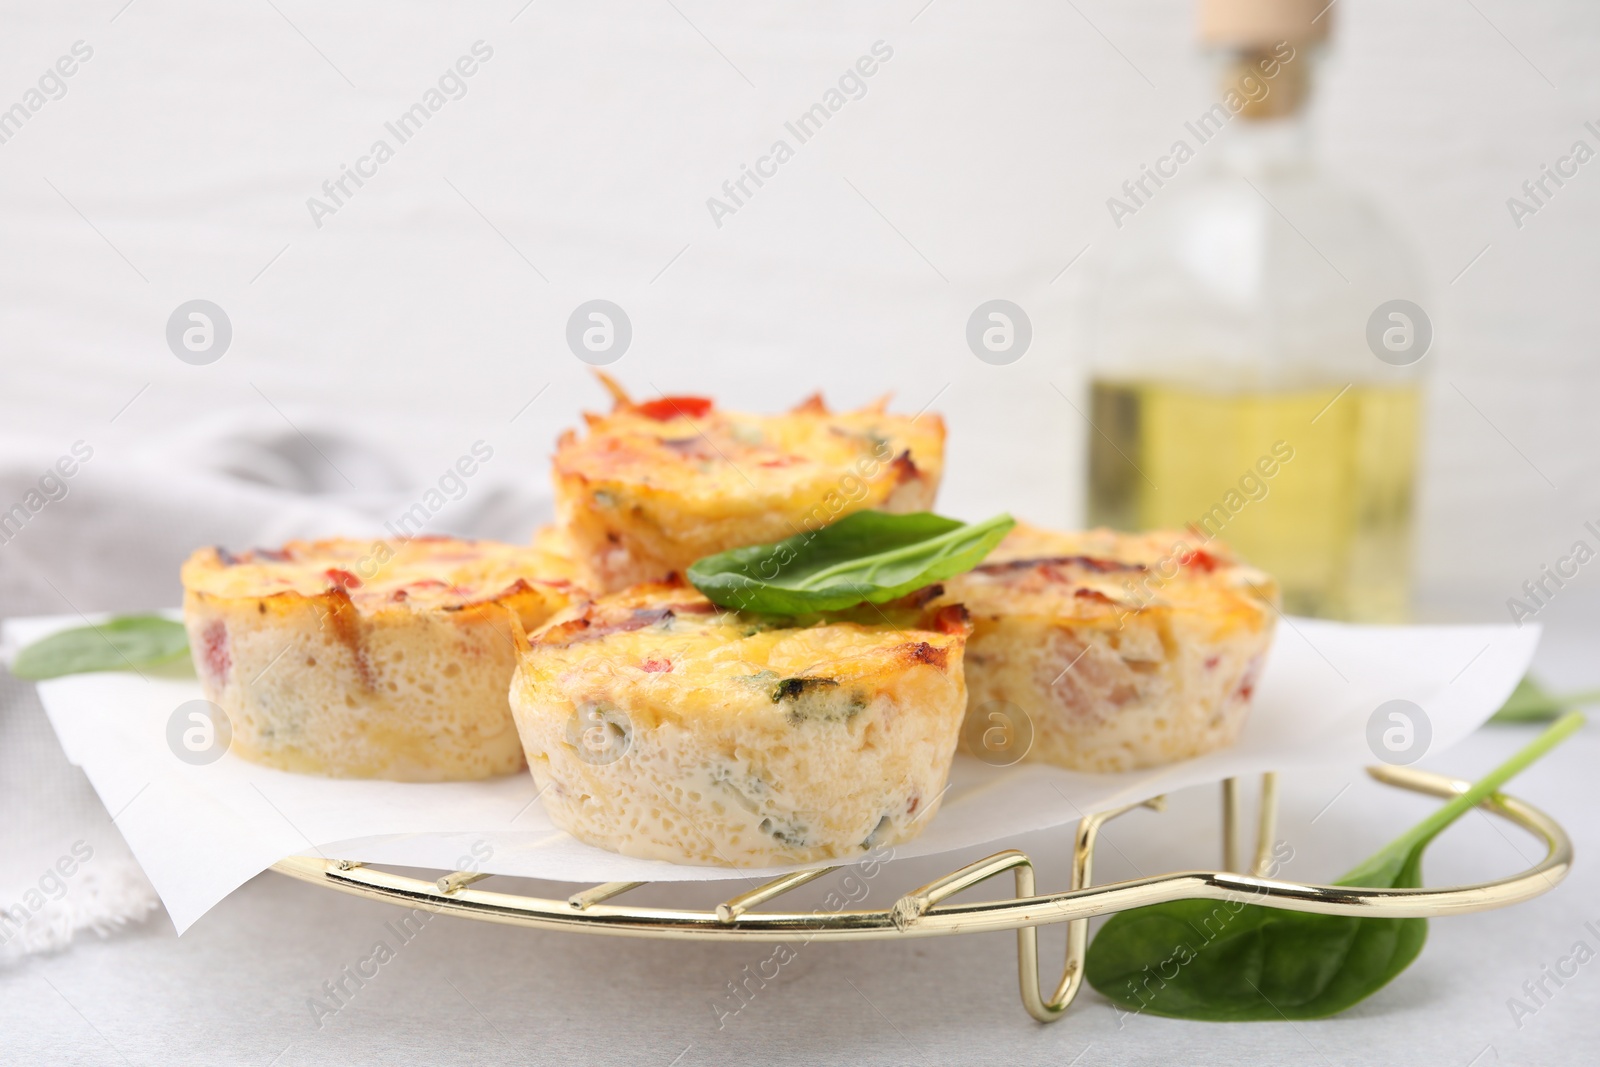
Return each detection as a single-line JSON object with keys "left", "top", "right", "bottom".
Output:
{"left": 687, "top": 510, "right": 1014, "bottom": 615}
{"left": 1489, "top": 675, "right": 1600, "bottom": 724}
{"left": 1085, "top": 712, "right": 1585, "bottom": 1021}
{"left": 11, "top": 615, "right": 190, "bottom": 679}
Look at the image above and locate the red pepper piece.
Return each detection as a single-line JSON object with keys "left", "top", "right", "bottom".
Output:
{"left": 635, "top": 396, "right": 712, "bottom": 421}
{"left": 325, "top": 568, "right": 363, "bottom": 590}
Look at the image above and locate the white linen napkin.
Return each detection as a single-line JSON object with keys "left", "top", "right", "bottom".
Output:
{"left": 0, "top": 414, "right": 554, "bottom": 958}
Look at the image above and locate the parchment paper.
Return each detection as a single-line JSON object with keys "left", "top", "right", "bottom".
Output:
{"left": 4, "top": 614, "right": 1538, "bottom": 933}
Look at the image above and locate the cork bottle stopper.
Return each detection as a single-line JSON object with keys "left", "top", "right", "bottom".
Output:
{"left": 1199, "top": 0, "right": 1331, "bottom": 47}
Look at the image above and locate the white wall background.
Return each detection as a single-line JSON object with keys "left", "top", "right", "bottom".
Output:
{"left": 2, "top": 0, "right": 1597, "bottom": 626}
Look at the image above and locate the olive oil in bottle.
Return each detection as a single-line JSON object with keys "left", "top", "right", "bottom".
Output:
{"left": 1087, "top": 0, "right": 1429, "bottom": 622}
{"left": 1088, "top": 380, "right": 1421, "bottom": 621}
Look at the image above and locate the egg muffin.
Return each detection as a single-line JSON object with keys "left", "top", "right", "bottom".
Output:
{"left": 553, "top": 376, "right": 946, "bottom": 593}
{"left": 932, "top": 524, "right": 1278, "bottom": 773}
{"left": 180, "top": 534, "right": 581, "bottom": 781}
{"left": 509, "top": 580, "right": 969, "bottom": 866}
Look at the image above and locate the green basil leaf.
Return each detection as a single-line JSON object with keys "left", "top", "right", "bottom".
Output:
{"left": 11, "top": 615, "right": 190, "bottom": 680}
{"left": 1488, "top": 675, "right": 1600, "bottom": 724}
{"left": 1086, "top": 712, "right": 1585, "bottom": 1021}
{"left": 687, "top": 511, "right": 1015, "bottom": 615}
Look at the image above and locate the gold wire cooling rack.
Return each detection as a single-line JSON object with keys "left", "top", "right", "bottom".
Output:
{"left": 272, "top": 764, "right": 1572, "bottom": 1023}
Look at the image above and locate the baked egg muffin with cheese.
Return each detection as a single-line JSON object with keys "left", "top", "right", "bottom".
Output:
{"left": 931, "top": 524, "right": 1278, "bottom": 773}
{"left": 509, "top": 580, "right": 969, "bottom": 866}
{"left": 553, "top": 376, "right": 945, "bottom": 593}
{"left": 181, "top": 534, "right": 582, "bottom": 781}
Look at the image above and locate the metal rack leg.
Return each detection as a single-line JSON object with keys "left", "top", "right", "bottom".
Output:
{"left": 891, "top": 798, "right": 1160, "bottom": 1022}
{"left": 1222, "top": 777, "right": 1242, "bottom": 872}
{"left": 1221, "top": 773, "right": 1280, "bottom": 875}
{"left": 1251, "top": 772, "right": 1279, "bottom": 877}
{"left": 1015, "top": 798, "right": 1163, "bottom": 1023}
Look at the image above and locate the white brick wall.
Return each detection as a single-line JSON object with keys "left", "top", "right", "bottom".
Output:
{"left": 1, "top": 0, "right": 1595, "bottom": 624}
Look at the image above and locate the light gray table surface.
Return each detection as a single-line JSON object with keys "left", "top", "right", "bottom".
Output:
{"left": 4, "top": 629, "right": 1597, "bottom": 1067}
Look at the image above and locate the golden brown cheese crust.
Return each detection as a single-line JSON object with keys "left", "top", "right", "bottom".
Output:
{"left": 552, "top": 392, "right": 945, "bottom": 593}
{"left": 510, "top": 581, "right": 968, "bottom": 866}
{"left": 181, "top": 535, "right": 582, "bottom": 781}
{"left": 933, "top": 523, "right": 1278, "bottom": 772}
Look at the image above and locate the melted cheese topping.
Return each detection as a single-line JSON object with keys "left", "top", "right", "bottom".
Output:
{"left": 527, "top": 583, "right": 961, "bottom": 721}
{"left": 943, "top": 522, "right": 1277, "bottom": 632}
{"left": 181, "top": 536, "right": 581, "bottom": 613}
{"left": 554, "top": 403, "right": 944, "bottom": 512}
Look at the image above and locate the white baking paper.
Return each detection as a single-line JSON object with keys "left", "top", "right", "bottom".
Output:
{"left": 5, "top": 613, "right": 1538, "bottom": 934}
